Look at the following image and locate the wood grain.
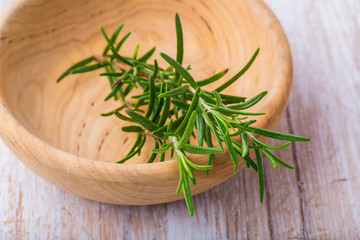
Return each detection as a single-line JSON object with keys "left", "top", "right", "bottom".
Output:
{"left": 0, "top": 0, "right": 359, "bottom": 239}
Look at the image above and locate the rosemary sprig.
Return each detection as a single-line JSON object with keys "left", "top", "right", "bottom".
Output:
{"left": 56, "top": 14, "right": 310, "bottom": 216}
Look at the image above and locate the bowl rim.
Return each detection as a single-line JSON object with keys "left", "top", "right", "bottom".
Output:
{"left": 0, "top": 0, "right": 293, "bottom": 181}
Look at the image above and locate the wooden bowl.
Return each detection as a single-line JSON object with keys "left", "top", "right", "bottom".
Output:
{"left": 0, "top": 0, "right": 292, "bottom": 205}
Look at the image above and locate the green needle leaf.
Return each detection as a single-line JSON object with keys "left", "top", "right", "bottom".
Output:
{"left": 158, "top": 85, "right": 189, "bottom": 98}
{"left": 56, "top": 56, "right": 95, "bottom": 82}
{"left": 216, "top": 106, "right": 265, "bottom": 116}
{"left": 232, "top": 141, "right": 258, "bottom": 172}
{"left": 219, "top": 94, "right": 246, "bottom": 104}
{"left": 224, "top": 136, "right": 239, "bottom": 171}
{"left": 196, "top": 106, "right": 204, "bottom": 146}
{"left": 133, "top": 44, "right": 140, "bottom": 59}
{"left": 211, "top": 91, "right": 222, "bottom": 110}
{"left": 70, "top": 62, "right": 110, "bottom": 74}
{"left": 104, "top": 83, "right": 122, "bottom": 101}
{"left": 147, "top": 138, "right": 159, "bottom": 163}
{"left": 255, "top": 149, "right": 264, "bottom": 203}
{"left": 158, "top": 96, "right": 171, "bottom": 126}
{"left": 160, "top": 53, "right": 198, "bottom": 89}
{"left": 159, "top": 152, "right": 165, "bottom": 162}
{"left": 249, "top": 127, "right": 311, "bottom": 142}
{"left": 126, "top": 110, "right": 159, "bottom": 132}
{"left": 171, "top": 99, "right": 190, "bottom": 110}
{"left": 250, "top": 136, "right": 291, "bottom": 150}
{"left": 122, "top": 125, "right": 143, "bottom": 132}
{"left": 229, "top": 91, "right": 268, "bottom": 110}
{"left": 204, "top": 126, "right": 214, "bottom": 176}
{"left": 183, "top": 153, "right": 213, "bottom": 170}
{"left": 101, "top": 27, "right": 132, "bottom": 66}
{"left": 176, "top": 158, "right": 184, "bottom": 194}
{"left": 102, "top": 23, "right": 124, "bottom": 56}
{"left": 114, "top": 112, "right": 135, "bottom": 122}
{"left": 152, "top": 142, "right": 173, "bottom": 153}
{"left": 175, "top": 88, "right": 200, "bottom": 134}
{"left": 175, "top": 13, "right": 184, "bottom": 83}
{"left": 197, "top": 69, "right": 228, "bottom": 87}
{"left": 117, "top": 135, "right": 146, "bottom": 163}
{"left": 114, "top": 31, "right": 131, "bottom": 54}
{"left": 213, "top": 112, "right": 229, "bottom": 136}
{"left": 240, "top": 132, "right": 249, "bottom": 157}
{"left": 177, "top": 112, "right": 196, "bottom": 149}
{"left": 182, "top": 144, "right": 222, "bottom": 154}
{"left": 99, "top": 72, "right": 123, "bottom": 77}
{"left": 201, "top": 108, "right": 223, "bottom": 150}
{"left": 120, "top": 132, "right": 141, "bottom": 160}
{"left": 179, "top": 152, "right": 194, "bottom": 180}
{"left": 261, "top": 148, "right": 295, "bottom": 169}
{"left": 215, "top": 48, "right": 259, "bottom": 92}
{"left": 138, "top": 47, "right": 156, "bottom": 62}
{"left": 182, "top": 171, "right": 194, "bottom": 216}
{"left": 145, "top": 60, "right": 158, "bottom": 118}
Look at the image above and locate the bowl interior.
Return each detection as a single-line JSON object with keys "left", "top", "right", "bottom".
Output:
{"left": 0, "top": 0, "right": 286, "bottom": 164}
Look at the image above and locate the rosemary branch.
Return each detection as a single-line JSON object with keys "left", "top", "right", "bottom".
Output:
{"left": 56, "top": 13, "right": 310, "bottom": 216}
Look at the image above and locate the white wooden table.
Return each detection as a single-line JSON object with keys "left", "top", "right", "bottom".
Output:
{"left": 1, "top": 0, "right": 359, "bottom": 239}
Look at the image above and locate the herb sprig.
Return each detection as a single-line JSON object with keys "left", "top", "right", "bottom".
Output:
{"left": 57, "top": 14, "right": 310, "bottom": 216}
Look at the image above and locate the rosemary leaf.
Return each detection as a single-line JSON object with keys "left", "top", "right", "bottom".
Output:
{"left": 152, "top": 142, "right": 173, "bottom": 153}
{"left": 102, "top": 23, "right": 124, "bottom": 56}
{"left": 171, "top": 100, "right": 189, "bottom": 111}
{"left": 183, "top": 153, "right": 213, "bottom": 170}
{"left": 104, "top": 83, "right": 123, "bottom": 101}
{"left": 182, "top": 144, "right": 222, "bottom": 154}
{"left": 211, "top": 91, "right": 222, "bottom": 110}
{"left": 182, "top": 171, "right": 194, "bottom": 216}
{"left": 99, "top": 72, "right": 123, "bottom": 77}
{"left": 215, "top": 48, "right": 259, "bottom": 92}
{"left": 117, "top": 135, "right": 146, "bottom": 163}
{"left": 145, "top": 60, "right": 158, "bottom": 118}
{"left": 138, "top": 47, "right": 156, "bottom": 62}
{"left": 133, "top": 44, "right": 140, "bottom": 59}
{"left": 224, "top": 136, "right": 239, "bottom": 171}
{"left": 177, "top": 112, "right": 196, "bottom": 149}
{"left": 197, "top": 69, "right": 228, "bottom": 87}
{"left": 158, "top": 96, "right": 171, "bottom": 126}
{"left": 229, "top": 91, "right": 268, "bottom": 110}
{"left": 249, "top": 127, "right": 311, "bottom": 142}
{"left": 196, "top": 106, "right": 204, "bottom": 146}
{"left": 201, "top": 108, "right": 223, "bottom": 150}
{"left": 147, "top": 138, "right": 159, "bottom": 163}
{"left": 158, "top": 85, "right": 189, "bottom": 98}
{"left": 101, "top": 27, "right": 132, "bottom": 66}
{"left": 175, "top": 88, "right": 200, "bottom": 134}
{"left": 216, "top": 106, "right": 265, "bottom": 116}
{"left": 240, "top": 132, "right": 249, "bottom": 157}
{"left": 70, "top": 62, "right": 110, "bottom": 74}
{"left": 175, "top": 13, "right": 184, "bottom": 83}
{"left": 176, "top": 158, "right": 184, "bottom": 194}
{"left": 160, "top": 53, "right": 198, "bottom": 89}
{"left": 122, "top": 125, "right": 143, "bottom": 132}
{"left": 126, "top": 110, "right": 159, "bottom": 132}
{"left": 255, "top": 148, "right": 264, "bottom": 203}
{"left": 114, "top": 32, "right": 131, "bottom": 55}
{"left": 56, "top": 56, "right": 95, "bottom": 82}
{"left": 250, "top": 136, "right": 291, "bottom": 150}
{"left": 114, "top": 112, "right": 134, "bottom": 122}
{"left": 261, "top": 148, "right": 295, "bottom": 169}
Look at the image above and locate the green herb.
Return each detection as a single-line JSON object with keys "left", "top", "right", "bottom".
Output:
{"left": 56, "top": 14, "right": 310, "bottom": 216}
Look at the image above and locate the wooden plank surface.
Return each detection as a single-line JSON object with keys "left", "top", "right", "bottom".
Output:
{"left": 0, "top": 0, "right": 359, "bottom": 239}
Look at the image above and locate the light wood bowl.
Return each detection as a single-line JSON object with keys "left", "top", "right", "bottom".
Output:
{"left": 0, "top": 0, "right": 292, "bottom": 205}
